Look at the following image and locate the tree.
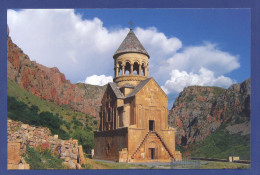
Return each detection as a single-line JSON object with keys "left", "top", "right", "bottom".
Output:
{"left": 72, "top": 128, "right": 94, "bottom": 154}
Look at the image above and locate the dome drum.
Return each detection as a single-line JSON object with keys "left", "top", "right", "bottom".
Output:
{"left": 113, "top": 75, "right": 147, "bottom": 87}
{"left": 113, "top": 29, "right": 150, "bottom": 88}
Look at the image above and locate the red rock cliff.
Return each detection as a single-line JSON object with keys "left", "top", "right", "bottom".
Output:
{"left": 168, "top": 79, "right": 250, "bottom": 147}
{"left": 7, "top": 30, "right": 106, "bottom": 117}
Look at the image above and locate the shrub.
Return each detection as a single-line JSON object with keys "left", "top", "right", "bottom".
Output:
{"left": 72, "top": 128, "right": 94, "bottom": 153}
{"left": 25, "top": 146, "right": 65, "bottom": 169}
{"left": 7, "top": 96, "right": 69, "bottom": 139}
{"left": 93, "top": 120, "right": 98, "bottom": 125}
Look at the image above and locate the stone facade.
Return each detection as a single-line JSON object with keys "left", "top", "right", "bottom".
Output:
{"left": 7, "top": 120, "right": 85, "bottom": 169}
{"left": 94, "top": 28, "right": 181, "bottom": 162}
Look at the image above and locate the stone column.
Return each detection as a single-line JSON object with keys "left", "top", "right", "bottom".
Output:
{"left": 114, "top": 108, "right": 117, "bottom": 130}
{"left": 101, "top": 112, "right": 104, "bottom": 131}
{"left": 144, "top": 66, "right": 147, "bottom": 77}
{"left": 130, "top": 63, "right": 134, "bottom": 75}
{"left": 133, "top": 106, "right": 136, "bottom": 125}
{"left": 112, "top": 108, "right": 114, "bottom": 129}
{"left": 115, "top": 66, "right": 119, "bottom": 77}
{"left": 138, "top": 64, "right": 142, "bottom": 76}
{"left": 122, "top": 64, "right": 125, "bottom": 76}
{"left": 116, "top": 108, "right": 119, "bottom": 129}
{"left": 147, "top": 67, "right": 149, "bottom": 77}
{"left": 110, "top": 108, "right": 112, "bottom": 122}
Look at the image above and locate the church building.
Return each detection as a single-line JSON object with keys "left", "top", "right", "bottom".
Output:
{"left": 93, "top": 26, "right": 182, "bottom": 162}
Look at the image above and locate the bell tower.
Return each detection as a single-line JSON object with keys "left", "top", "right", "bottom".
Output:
{"left": 113, "top": 24, "right": 150, "bottom": 91}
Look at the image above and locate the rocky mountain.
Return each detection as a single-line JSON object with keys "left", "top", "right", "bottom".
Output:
{"left": 168, "top": 79, "right": 250, "bottom": 147}
{"left": 7, "top": 27, "right": 106, "bottom": 117}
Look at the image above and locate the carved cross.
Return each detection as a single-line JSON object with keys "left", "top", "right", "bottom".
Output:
{"left": 129, "top": 21, "right": 133, "bottom": 30}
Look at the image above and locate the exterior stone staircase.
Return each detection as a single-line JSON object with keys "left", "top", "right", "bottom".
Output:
{"left": 131, "top": 131, "right": 175, "bottom": 159}
{"left": 153, "top": 131, "right": 174, "bottom": 158}
{"left": 131, "top": 131, "right": 151, "bottom": 159}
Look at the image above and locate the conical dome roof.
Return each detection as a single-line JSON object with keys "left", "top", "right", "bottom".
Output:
{"left": 113, "top": 29, "right": 150, "bottom": 58}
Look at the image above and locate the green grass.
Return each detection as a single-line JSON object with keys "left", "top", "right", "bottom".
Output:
{"left": 92, "top": 160, "right": 150, "bottom": 169}
{"left": 163, "top": 161, "right": 250, "bottom": 169}
{"left": 7, "top": 79, "right": 98, "bottom": 129}
{"left": 186, "top": 125, "right": 250, "bottom": 160}
{"left": 211, "top": 86, "right": 225, "bottom": 96}
{"left": 7, "top": 79, "right": 97, "bottom": 153}
{"left": 186, "top": 95, "right": 194, "bottom": 102}
{"left": 24, "top": 146, "right": 65, "bottom": 169}
{"left": 90, "top": 159, "right": 250, "bottom": 169}
{"left": 8, "top": 96, "right": 70, "bottom": 139}
{"left": 199, "top": 161, "right": 250, "bottom": 169}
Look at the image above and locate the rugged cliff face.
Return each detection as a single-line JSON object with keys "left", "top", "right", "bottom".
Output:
{"left": 7, "top": 30, "right": 106, "bottom": 117}
{"left": 168, "top": 79, "right": 250, "bottom": 147}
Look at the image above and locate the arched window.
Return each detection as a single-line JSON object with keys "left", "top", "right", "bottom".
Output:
{"left": 133, "top": 62, "right": 139, "bottom": 75}
{"left": 118, "top": 62, "right": 122, "bottom": 76}
{"left": 125, "top": 62, "right": 131, "bottom": 75}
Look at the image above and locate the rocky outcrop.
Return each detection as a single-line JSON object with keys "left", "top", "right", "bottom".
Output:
{"left": 7, "top": 32, "right": 106, "bottom": 117}
{"left": 7, "top": 120, "right": 85, "bottom": 169}
{"left": 168, "top": 79, "right": 250, "bottom": 147}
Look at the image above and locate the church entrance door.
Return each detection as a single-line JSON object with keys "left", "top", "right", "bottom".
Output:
{"left": 149, "top": 148, "right": 155, "bottom": 159}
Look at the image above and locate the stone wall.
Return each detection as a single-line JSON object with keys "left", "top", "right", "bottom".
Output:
{"left": 7, "top": 120, "right": 85, "bottom": 169}
{"left": 94, "top": 127, "right": 128, "bottom": 161}
{"left": 7, "top": 141, "right": 30, "bottom": 169}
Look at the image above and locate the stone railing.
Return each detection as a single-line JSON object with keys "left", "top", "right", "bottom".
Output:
{"left": 7, "top": 120, "right": 85, "bottom": 169}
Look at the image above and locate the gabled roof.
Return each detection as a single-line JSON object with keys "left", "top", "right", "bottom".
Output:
{"left": 108, "top": 78, "right": 167, "bottom": 100}
{"left": 113, "top": 29, "right": 150, "bottom": 58}
{"left": 108, "top": 82, "right": 124, "bottom": 99}
{"left": 126, "top": 78, "right": 152, "bottom": 98}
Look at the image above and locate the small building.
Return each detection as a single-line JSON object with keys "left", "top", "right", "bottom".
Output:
{"left": 228, "top": 156, "right": 240, "bottom": 162}
{"left": 93, "top": 27, "right": 181, "bottom": 162}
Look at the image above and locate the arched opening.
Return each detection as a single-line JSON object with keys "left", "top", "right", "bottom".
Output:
{"left": 118, "top": 62, "right": 122, "bottom": 76}
{"left": 133, "top": 62, "right": 139, "bottom": 75}
{"left": 148, "top": 142, "right": 157, "bottom": 160}
{"left": 125, "top": 62, "right": 131, "bottom": 75}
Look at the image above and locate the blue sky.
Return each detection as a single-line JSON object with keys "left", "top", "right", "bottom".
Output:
{"left": 7, "top": 9, "right": 250, "bottom": 106}
{"left": 75, "top": 9, "right": 250, "bottom": 80}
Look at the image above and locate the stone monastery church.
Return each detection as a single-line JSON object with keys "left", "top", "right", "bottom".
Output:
{"left": 94, "top": 27, "right": 182, "bottom": 162}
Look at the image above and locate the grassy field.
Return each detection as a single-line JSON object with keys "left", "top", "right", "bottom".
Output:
{"left": 199, "top": 161, "right": 250, "bottom": 169}
{"left": 7, "top": 79, "right": 97, "bottom": 153}
{"left": 182, "top": 124, "right": 250, "bottom": 161}
{"left": 25, "top": 146, "right": 65, "bottom": 169}
{"left": 82, "top": 159, "right": 250, "bottom": 169}
{"left": 83, "top": 159, "right": 150, "bottom": 169}
{"left": 7, "top": 79, "right": 98, "bottom": 128}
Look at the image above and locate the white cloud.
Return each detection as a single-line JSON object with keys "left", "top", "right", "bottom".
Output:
{"left": 161, "top": 67, "right": 236, "bottom": 94}
{"left": 7, "top": 9, "right": 182, "bottom": 84}
{"left": 159, "top": 42, "right": 239, "bottom": 95}
{"left": 135, "top": 27, "right": 182, "bottom": 74}
{"left": 85, "top": 74, "right": 113, "bottom": 86}
{"left": 7, "top": 9, "right": 241, "bottom": 103}
{"left": 135, "top": 27, "right": 182, "bottom": 56}
{"left": 155, "top": 42, "right": 240, "bottom": 83}
{"left": 7, "top": 9, "right": 128, "bottom": 82}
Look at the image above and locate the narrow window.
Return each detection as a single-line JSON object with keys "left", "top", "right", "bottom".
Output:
{"left": 149, "top": 120, "right": 155, "bottom": 131}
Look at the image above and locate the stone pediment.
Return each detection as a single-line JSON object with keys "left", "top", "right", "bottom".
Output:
{"left": 107, "top": 78, "right": 167, "bottom": 100}
{"left": 131, "top": 131, "right": 174, "bottom": 160}
{"left": 108, "top": 82, "right": 124, "bottom": 99}
{"left": 128, "top": 78, "right": 168, "bottom": 100}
